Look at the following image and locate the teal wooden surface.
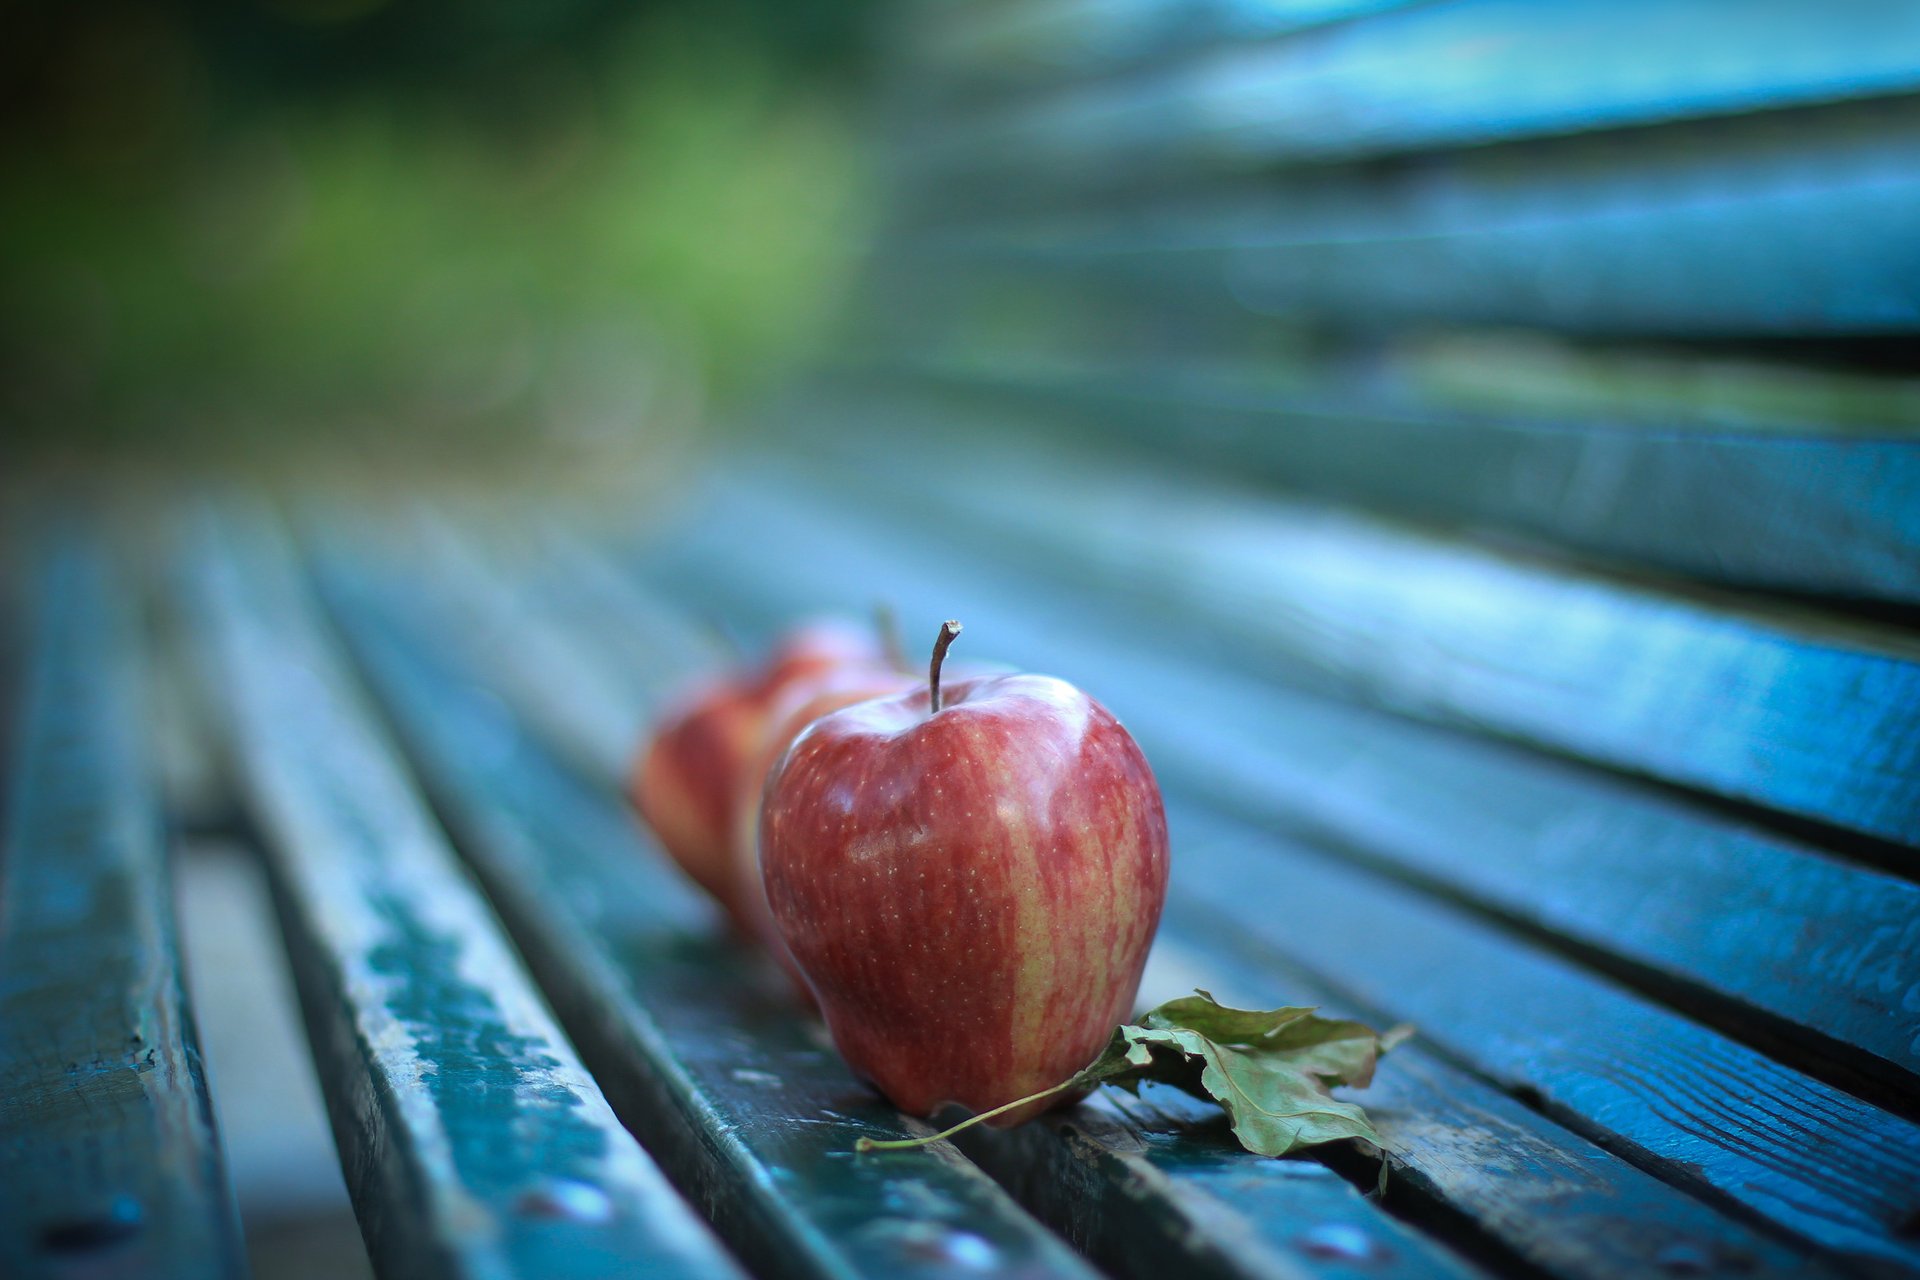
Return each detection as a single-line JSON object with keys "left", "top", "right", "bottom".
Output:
{"left": 923, "top": 1089, "right": 1490, "bottom": 1280}
{"left": 312, "top": 553, "right": 1113, "bottom": 1280}
{"left": 182, "top": 512, "right": 743, "bottom": 1280}
{"left": 625, "top": 472, "right": 1920, "bottom": 1271}
{"left": 0, "top": 537, "right": 246, "bottom": 1280}
{"left": 1135, "top": 925, "right": 1841, "bottom": 1280}
{"left": 364, "top": 515, "right": 1869, "bottom": 1280}
{"left": 901, "top": 0, "right": 1920, "bottom": 192}
{"left": 898, "top": 98, "right": 1920, "bottom": 334}
{"left": 1166, "top": 804, "right": 1920, "bottom": 1274}
{"left": 837, "top": 363, "right": 1920, "bottom": 604}
{"left": 755, "top": 439, "right": 1920, "bottom": 851}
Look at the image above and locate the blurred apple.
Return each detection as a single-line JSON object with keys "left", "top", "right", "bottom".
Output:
{"left": 630, "top": 618, "right": 887, "bottom": 925}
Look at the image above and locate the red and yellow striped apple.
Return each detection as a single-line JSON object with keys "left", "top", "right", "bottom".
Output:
{"left": 760, "top": 623, "right": 1169, "bottom": 1124}
{"left": 730, "top": 663, "right": 918, "bottom": 981}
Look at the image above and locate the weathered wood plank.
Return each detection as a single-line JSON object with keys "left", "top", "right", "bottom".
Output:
{"left": 384, "top": 516, "right": 1865, "bottom": 1280}
{"left": 1135, "top": 919, "right": 1841, "bottom": 1280}
{"left": 312, "top": 546, "right": 1115, "bottom": 1280}
{"left": 181, "top": 510, "right": 745, "bottom": 1280}
{"left": 0, "top": 536, "right": 246, "bottom": 1280}
{"left": 900, "top": 0, "right": 1920, "bottom": 197}
{"left": 831, "top": 355, "right": 1920, "bottom": 604}
{"left": 1165, "top": 803, "right": 1920, "bottom": 1276}
{"left": 897, "top": 97, "right": 1920, "bottom": 335}
{"left": 629, "top": 473, "right": 1920, "bottom": 1270}
{"left": 762, "top": 439, "right": 1920, "bottom": 850}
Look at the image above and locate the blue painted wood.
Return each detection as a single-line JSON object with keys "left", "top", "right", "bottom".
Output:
{"left": 1134, "top": 919, "right": 1843, "bottom": 1280}
{"left": 1164, "top": 804, "right": 1920, "bottom": 1276}
{"left": 0, "top": 536, "right": 246, "bottom": 1280}
{"left": 627, "top": 472, "right": 1920, "bottom": 1270}
{"left": 181, "top": 511, "right": 744, "bottom": 1280}
{"left": 310, "top": 548, "right": 1121, "bottom": 1280}
{"left": 902, "top": 0, "right": 1920, "bottom": 193}
{"left": 372, "top": 516, "right": 1864, "bottom": 1280}
{"left": 898, "top": 97, "right": 1920, "bottom": 335}
{"left": 832, "top": 356, "right": 1920, "bottom": 604}
{"left": 768, "top": 434, "right": 1920, "bottom": 851}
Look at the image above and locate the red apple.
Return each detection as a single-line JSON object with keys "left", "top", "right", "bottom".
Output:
{"left": 630, "top": 618, "right": 888, "bottom": 925}
{"left": 730, "top": 663, "right": 920, "bottom": 989}
{"left": 760, "top": 622, "right": 1169, "bottom": 1125}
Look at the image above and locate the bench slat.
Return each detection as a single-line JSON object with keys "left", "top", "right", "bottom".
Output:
{"left": 1138, "top": 925, "right": 1839, "bottom": 1280}
{"left": 400, "top": 517, "right": 1858, "bottom": 1280}
{"left": 0, "top": 537, "right": 245, "bottom": 1280}
{"left": 637, "top": 474, "right": 1920, "bottom": 1271}
{"left": 901, "top": 0, "right": 1920, "bottom": 192}
{"left": 898, "top": 100, "right": 1920, "bottom": 334}
{"left": 1166, "top": 805, "right": 1920, "bottom": 1273}
{"left": 183, "top": 512, "right": 744, "bottom": 1280}
{"left": 839, "top": 357, "right": 1920, "bottom": 603}
{"left": 313, "top": 549, "right": 1112, "bottom": 1280}
{"left": 779, "top": 439, "right": 1920, "bottom": 850}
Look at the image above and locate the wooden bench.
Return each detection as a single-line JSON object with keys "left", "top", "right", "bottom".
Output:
{"left": 5, "top": 2, "right": 1919, "bottom": 1278}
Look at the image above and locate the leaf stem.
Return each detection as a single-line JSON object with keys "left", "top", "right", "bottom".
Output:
{"left": 855, "top": 1076, "right": 1078, "bottom": 1153}
{"left": 927, "top": 619, "right": 962, "bottom": 715}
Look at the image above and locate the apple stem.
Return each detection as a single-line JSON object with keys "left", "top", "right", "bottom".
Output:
{"left": 854, "top": 1077, "right": 1080, "bottom": 1154}
{"left": 928, "top": 619, "right": 963, "bottom": 714}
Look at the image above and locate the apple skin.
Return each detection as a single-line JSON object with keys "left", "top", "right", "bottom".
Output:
{"left": 630, "top": 619, "right": 887, "bottom": 925}
{"left": 729, "top": 665, "right": 920, "bottom": 989}
{"left": 760, "top": 672, "right": 1169, "bottom": 1125}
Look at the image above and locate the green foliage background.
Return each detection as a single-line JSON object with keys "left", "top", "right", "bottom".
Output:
{"left": 1, "top": 0, "right": 874, "bottom": 469}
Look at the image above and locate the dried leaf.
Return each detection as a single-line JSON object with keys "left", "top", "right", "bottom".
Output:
{"left": 1078, "top": 991, "right": 1406, "bottom": 1158}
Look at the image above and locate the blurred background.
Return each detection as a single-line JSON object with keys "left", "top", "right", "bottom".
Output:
{"left": 2, "top": 0, "right": 875, "bottom": 489}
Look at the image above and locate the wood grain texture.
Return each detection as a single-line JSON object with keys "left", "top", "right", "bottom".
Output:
{"left": 1165, "top": 803, "right": 1920, "bottom": 1276}
{"left": 385, "top": 512, "right": 1867, "bottom": 1280}
{"left": 938, "top": 1092, "right": 1490, "bottom": 1280}
{"left": 777, "top": 434, "right": 1920, "bottom": 850}
{"left": 313, "top": 557, "right": 1115, "bottom": 1280}
{"left": 897, "top": 97, "right": 1920, "bottom": 335}
{"left": 852, "top": 366, "right": 1920, "bottom": 604}
{"left": 1137, "top": 925, "right": 1842, "bottom": 1280}
{"left": 900, "top": 0, "right": 1920, "bottom": 198}
{"left": 630, "top": 473, "right": 1920, "bottom": 1271}
{"left": 0, "top": 536, "right": 245, "bottom": 1280}
{"left": 181, "top": 511, "right": 743, "bottom": 1280}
